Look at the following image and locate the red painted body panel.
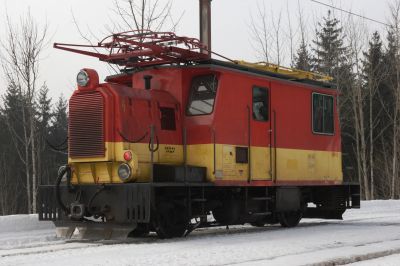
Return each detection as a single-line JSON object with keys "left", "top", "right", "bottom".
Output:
{"left": 71, "top": 64, "right": 340, "bottom": 153}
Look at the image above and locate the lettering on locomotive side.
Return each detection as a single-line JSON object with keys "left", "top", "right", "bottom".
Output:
{"left": 165, "top": 146, "right": 176, "bottom": 153}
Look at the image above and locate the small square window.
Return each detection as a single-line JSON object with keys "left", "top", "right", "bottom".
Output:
{"left": 160, "top": 107, "right": 176, "bottom": 131}
{"left": 236, "top": 147, "right": 249, "bottom": 164}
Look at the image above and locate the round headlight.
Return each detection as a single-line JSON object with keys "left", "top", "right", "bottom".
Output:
{"left": 118, "top": 163, "right": 132, "bottom": 182}
{"left": 77, "top": 70, "right": 89, "bottom": 87}
{"left": 58, "top": 165, "right": 67, "bottom": 182}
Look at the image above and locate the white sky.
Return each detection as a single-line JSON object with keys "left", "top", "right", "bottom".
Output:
{"left": 0, "top": 0, "right": 392, "bottom": 101}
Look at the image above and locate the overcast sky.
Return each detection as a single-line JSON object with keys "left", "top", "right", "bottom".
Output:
{"left": 0, "top": 0, "right": 392, "bottom": 101}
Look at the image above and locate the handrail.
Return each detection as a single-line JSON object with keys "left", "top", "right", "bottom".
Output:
{"left": 247, "top": 105, "right": 252, "bottom": 183}
{"left": 273, "top": 110, "right": 277, "bottom": 182}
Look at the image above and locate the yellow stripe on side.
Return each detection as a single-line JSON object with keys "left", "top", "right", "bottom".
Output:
{"left": 70, "top": 142, "right": 183, "bottom": 184}
{"left": 276, "top": 147, "right": 342, "bottom": 182}
{"left": 69, "top": 141, "right": 342, "bottom": 184}
{"left": 187, "top": 144, "right": 342, "bottom": 183}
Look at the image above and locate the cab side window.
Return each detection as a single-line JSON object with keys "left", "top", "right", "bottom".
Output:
{"left": 160, "top": 107, "right": 176, "bottom": 130}
{"left": 252, "top": 87, "right": 268, "bottom": 121}
{"left": 312, "top": 93, "right": 334, "bottom": 134}
{"left": 187, "top": 74, "right": 218, "bottom": 115}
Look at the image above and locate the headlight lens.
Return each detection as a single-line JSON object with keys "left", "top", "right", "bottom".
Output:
{"left": 77, "top": 70, "right": 89, "bottom": 87}
{"left": 58, "top": 165, "right": 67, "bottom": 182}
{"left": 118, "top": 163, "right": 132, "bottom": 182}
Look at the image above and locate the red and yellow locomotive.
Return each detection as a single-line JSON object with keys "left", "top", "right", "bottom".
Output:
{"left": 38, "top": 27, "right": 359, "bottom": 239}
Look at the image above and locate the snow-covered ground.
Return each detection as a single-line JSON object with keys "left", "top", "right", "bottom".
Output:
{"left": 0, "top": 201, "right": 400, "bottom": 266}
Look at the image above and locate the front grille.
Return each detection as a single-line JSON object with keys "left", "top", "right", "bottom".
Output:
{"left": 69, "top": 91, "right": 105, "bottom": 158}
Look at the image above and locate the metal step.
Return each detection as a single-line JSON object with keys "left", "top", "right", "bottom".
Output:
{"left": 192, "top": 198, "right": 207, "bottom": 202}
{"left": 250, "top": 212, "right": 271, "bottom": 217}
{"left": 251, "top": 197, "right": 272, "bottom": 201}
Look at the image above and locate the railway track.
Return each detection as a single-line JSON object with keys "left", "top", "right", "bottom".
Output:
{"left": 0, "top": 208, "right": 399, "bottom": 266}
{"left": 222, "top": 238, "right": 400, "bottom": 266}
{"left": 0, "top": 242, "right": 101, "bottom": 258}
{"left": 2, "top": 231, "right": 400, "bottom": 266}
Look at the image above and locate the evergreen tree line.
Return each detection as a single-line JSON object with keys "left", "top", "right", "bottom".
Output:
{"left": 0, "top": 85, "right": 68, "bottom": 215}
{"left": 292, "top": 10, "right": 400, "bottom": 200}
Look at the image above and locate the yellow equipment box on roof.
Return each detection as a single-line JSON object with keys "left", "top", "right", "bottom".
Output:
{"left": 234, "top": 60, "right": 333, "bottom": 82}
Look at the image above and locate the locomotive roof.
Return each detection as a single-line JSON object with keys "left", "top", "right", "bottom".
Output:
{"left": 108, "top": 59, "right": 334, "bottom": 89}
{"left": 201, "top": 59, "right": 334, "bottom": 89}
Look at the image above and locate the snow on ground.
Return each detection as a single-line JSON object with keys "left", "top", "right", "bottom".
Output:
{"left": 0, "top": 214, "right": 58, "bottom": 250}
{"left": 351, "top": 254, "right": 400, "bottom": 266}
{"left": 0, "top": 201, "right": 399, "bottom": 266}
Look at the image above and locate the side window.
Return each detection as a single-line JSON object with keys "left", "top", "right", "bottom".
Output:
{"left": 252, "top": 87, "right": 269, "bottom": 121}
{"left": 312, "top": 93, "right": 334, "bottom": 134}
{"left": 160, "top": 107, "right": 176, "bottom": 130}
{"left": 187, "top": 74, "right": 218, "bottom": 115}
{"left": 236, "top": 147, "right": 249, "bottom": 164}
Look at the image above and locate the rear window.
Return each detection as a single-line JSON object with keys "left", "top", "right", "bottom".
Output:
{"left": 187, "top": 74, "right": 218, "bottom": 115}
{"left": 160, "top": 107, "right": 176, "bottom": 131}
{"left": 312, "top": 93, "right": 334, "bottom": 134}
{"left": 252, "top": 87, "right": 269, "bottom": 121}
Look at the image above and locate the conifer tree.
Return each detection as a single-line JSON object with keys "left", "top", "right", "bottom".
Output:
{"left": 0, "top": 84, "right": 27, "bottom": 213}
{"left": 51, "top": 95, "right": 68, "bottom": 143}
{"left": 312, "top": 11, "right": 348, "bottom": 78}
{"left": 46, "top": 95, "right": 68, "bottom": 183}
{"left": 36, "top": 85, "right": 52, "bottom": 185}
{"left": 37, "top": 85, "right": 52, "bottom": 132}
{"left": 293, "top": 43, "right": 312, "bottom": 71}
{"left": 362, "top": 32, "right": 386, "bottom": 199}
{"left": 382, "top": 27, "right": 400, "bottom": 199}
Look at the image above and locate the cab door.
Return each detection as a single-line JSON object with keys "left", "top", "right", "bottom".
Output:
{"left": 250, "top": 85, "right": 272, "bottom": 181}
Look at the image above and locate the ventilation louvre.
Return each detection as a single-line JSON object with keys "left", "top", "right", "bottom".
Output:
{"left": 69, "top": 91, "right": 105, "bottom": 158}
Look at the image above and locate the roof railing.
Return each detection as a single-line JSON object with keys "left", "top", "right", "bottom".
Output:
{"left": 54, "top": 30, "right": 332, "bottom": 82}
{"left": 54, "top": 30, "right": 210, "bottom": 68}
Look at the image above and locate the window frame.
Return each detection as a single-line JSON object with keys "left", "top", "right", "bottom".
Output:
{"left": 235, "top": 146, "right": 249, "bottom": 164}
{"left": 186, "top": 74, "right": 219, "bottom": 116}
{"left": 159, "top": 107, "right": 177, "bottom": 131}
{"left": 311, "top": 92, "right": 335, "bottom": 136}
{"left": 252, "top": 86, "right": 269, "bottom": 122}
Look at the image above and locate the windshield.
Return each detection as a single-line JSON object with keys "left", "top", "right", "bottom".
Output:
{"left": 187, "top": 74, "right": 218, "bottom": 115}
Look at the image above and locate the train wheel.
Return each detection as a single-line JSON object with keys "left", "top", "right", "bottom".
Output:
{"left": 279, "top": 211, "right": 302, "bottom": 228}
{"left": 154, "top": 202, "right": 188, "bottom": 239}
